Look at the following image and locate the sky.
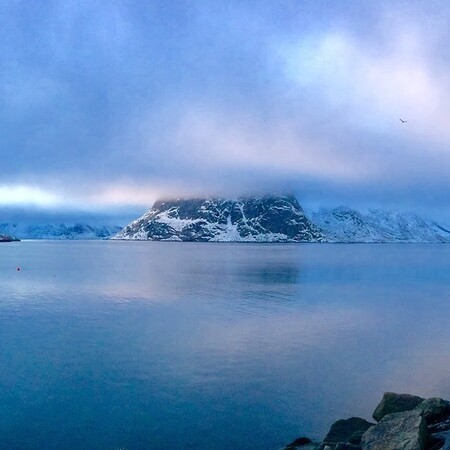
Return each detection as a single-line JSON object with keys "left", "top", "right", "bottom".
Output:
{"left": 1, "top": 0, "right": 450, "bottom": 224}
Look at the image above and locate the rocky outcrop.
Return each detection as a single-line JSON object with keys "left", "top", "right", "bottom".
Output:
{"left": 114, "top": 195, "right": 324, "bottom": 242}
{"left": 373, "top": 393, "right": 425, "bottom": 421}
{"left": 415, "top": 398, "right": 450, "bottom": 423}
{"left": 285, "top": 437, "right": 319, "bottom": 449}
{"left": 335, "top": 444, "right": 362, "bottom": 450}
{"left": 323, "top": 418, "right": 374, "bottom": 447}
{"left": 285, "top": 392, "right": 450, "bottom": 450}
{"left": 361, "top": 410, "right": 427, "bottom": 450}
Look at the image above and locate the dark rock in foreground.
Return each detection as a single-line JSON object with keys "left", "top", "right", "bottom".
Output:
{"left": 415, "top": 398, "right": 450, "bottom": 424}
{"left": 323, "top": 417, "right": 374, "bottom": 446}
{"left": 286, "top": 392, "right": 450, "bottom": 450}
{"left": 361, "top": 410, "right": 427, "bottom": 450}
{"left": 373, "top": 392, "right": 425, "bottom": 422}
{"left": 335, "top": 444, "right": 362, "bottom": 450}
{"left": 285, "top": 437, "right": 317, "bottom": 449}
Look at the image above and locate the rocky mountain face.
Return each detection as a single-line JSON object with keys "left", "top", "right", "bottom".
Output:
{"left": 0, "top": 223, "right": 122, "bottom": 240}
{"left": 114, "top": 196, "right": 450, "bottom": 243}
{"left": 114, "top": 195, "right": 324, "bottom": 242}
{"left": 307, "top": 206, "right": 450, "bottom": 243}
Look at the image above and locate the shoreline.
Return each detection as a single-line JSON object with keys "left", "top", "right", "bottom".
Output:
{"left": 285, "top": 392, "right": 450, "bottom": 450}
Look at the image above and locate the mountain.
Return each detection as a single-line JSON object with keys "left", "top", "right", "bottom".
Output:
{"left": 0, "top": 223, "right": 122, "bottom": 240}
{"left": 113, "top": 195, "right": 324, "bottom": 242}
{"left": 307, "top": 206, "right": 450, "bottom": 243}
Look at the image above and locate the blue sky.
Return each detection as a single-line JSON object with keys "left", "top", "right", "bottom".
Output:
{"left": 1, "top": 0, "right": 450, "bottom": 224}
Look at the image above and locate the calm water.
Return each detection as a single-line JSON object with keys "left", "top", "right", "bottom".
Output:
{"left": 0, "top": 241, "right": 449, "bottom": 449}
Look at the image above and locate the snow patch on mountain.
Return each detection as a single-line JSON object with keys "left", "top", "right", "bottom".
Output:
{"left": 115, "top": 197, "right": 450, "bottom": 243}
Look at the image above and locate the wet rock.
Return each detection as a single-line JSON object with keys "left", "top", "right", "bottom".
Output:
{"left": 372, "top": 392, "right": 425, "bottom": 422}
{"left": 322, "top": 417, "right": 374, "bottom": 446}
{"left": 361, "top": 409, "right": 427, "bottom": 450}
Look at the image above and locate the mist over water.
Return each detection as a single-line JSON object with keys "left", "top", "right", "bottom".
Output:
{"left": 0, "top": 241, "right": 449, "bottom": 449}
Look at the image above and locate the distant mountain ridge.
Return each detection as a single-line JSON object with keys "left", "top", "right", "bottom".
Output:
{"left": 307, "top": 206, "right": 450, "bottom": 243}
{"left": 0, "top": 223, "right": 121, "bottom": 240}
{"left": 114, "top": 195, "right": 450, "bottom": 243}
{"left": 114, "top": 195, "right": 324, "bottom": 242}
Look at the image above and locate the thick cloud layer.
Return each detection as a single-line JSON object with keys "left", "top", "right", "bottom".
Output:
{"left": 1, "top": 0, "right": 449, "bottom": 220}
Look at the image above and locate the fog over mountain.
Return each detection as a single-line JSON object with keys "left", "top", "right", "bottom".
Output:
{"left": 0, "top": 206, "right": 141, "bottom": 227}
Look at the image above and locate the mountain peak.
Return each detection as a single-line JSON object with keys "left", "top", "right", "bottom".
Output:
{"left": 114, "top": 195, "right": 323, "bottom": 242}
{"left": 115, "top": 197, "right": 450, "bottom": 244}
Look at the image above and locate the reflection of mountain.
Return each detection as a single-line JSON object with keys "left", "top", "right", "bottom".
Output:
{"left": 307, "top": 206, "right": 450, "bottom": 243}
{"left": 242, "top": 263, "right": 300, "bottom": 285}
{"left": 0, "top": 223, "right": 121, "bottom": 240}
{"left": 114, "top": 195, "right": 324, "bottom": 242}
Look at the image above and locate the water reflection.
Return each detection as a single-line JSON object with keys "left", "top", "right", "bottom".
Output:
{"left": 0, "top": 242, "right": 449, "bottom": 449}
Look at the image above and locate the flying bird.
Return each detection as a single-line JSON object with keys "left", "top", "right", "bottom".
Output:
{"left": 399, "top": 118, "right": 407, "bottom": 123}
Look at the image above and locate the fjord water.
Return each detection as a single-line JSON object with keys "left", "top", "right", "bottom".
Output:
{"left": 0, "top": 242, "right": 449, "bottom": 449}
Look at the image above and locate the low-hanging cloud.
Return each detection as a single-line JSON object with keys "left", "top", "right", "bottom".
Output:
{"left": 0, "top": 0, "right": 449, "bottom": 220}
{"left": 173, "top": 106, "right": 370, "bottom": 181}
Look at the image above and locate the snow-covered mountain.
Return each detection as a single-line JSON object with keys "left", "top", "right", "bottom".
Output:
{"left": 114, "top": 196, "right": 450, "bottom": 243}
{"left": 114, "top": 195, "right": 324, "bottom": 242}
{"left": 0, "top": 223, "right": 122, "bottom": 240}
{"left": 306, "top": 206, "right": 450, "bottom": 243}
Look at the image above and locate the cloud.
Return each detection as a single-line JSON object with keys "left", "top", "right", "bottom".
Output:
{"left": 270, "top": 13, "right": 450, "bottom": 216}
{"left": 0, "top": 1, "right": 449, "bottom": 219}
{"left": 0, "top": 185, "right": 62, "bottom": 207}
{"left": 279, "top": 23, "right": 450, "bottom": 148}
{"left": 173, "top": 105, "right": 369, "bottom": 181}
